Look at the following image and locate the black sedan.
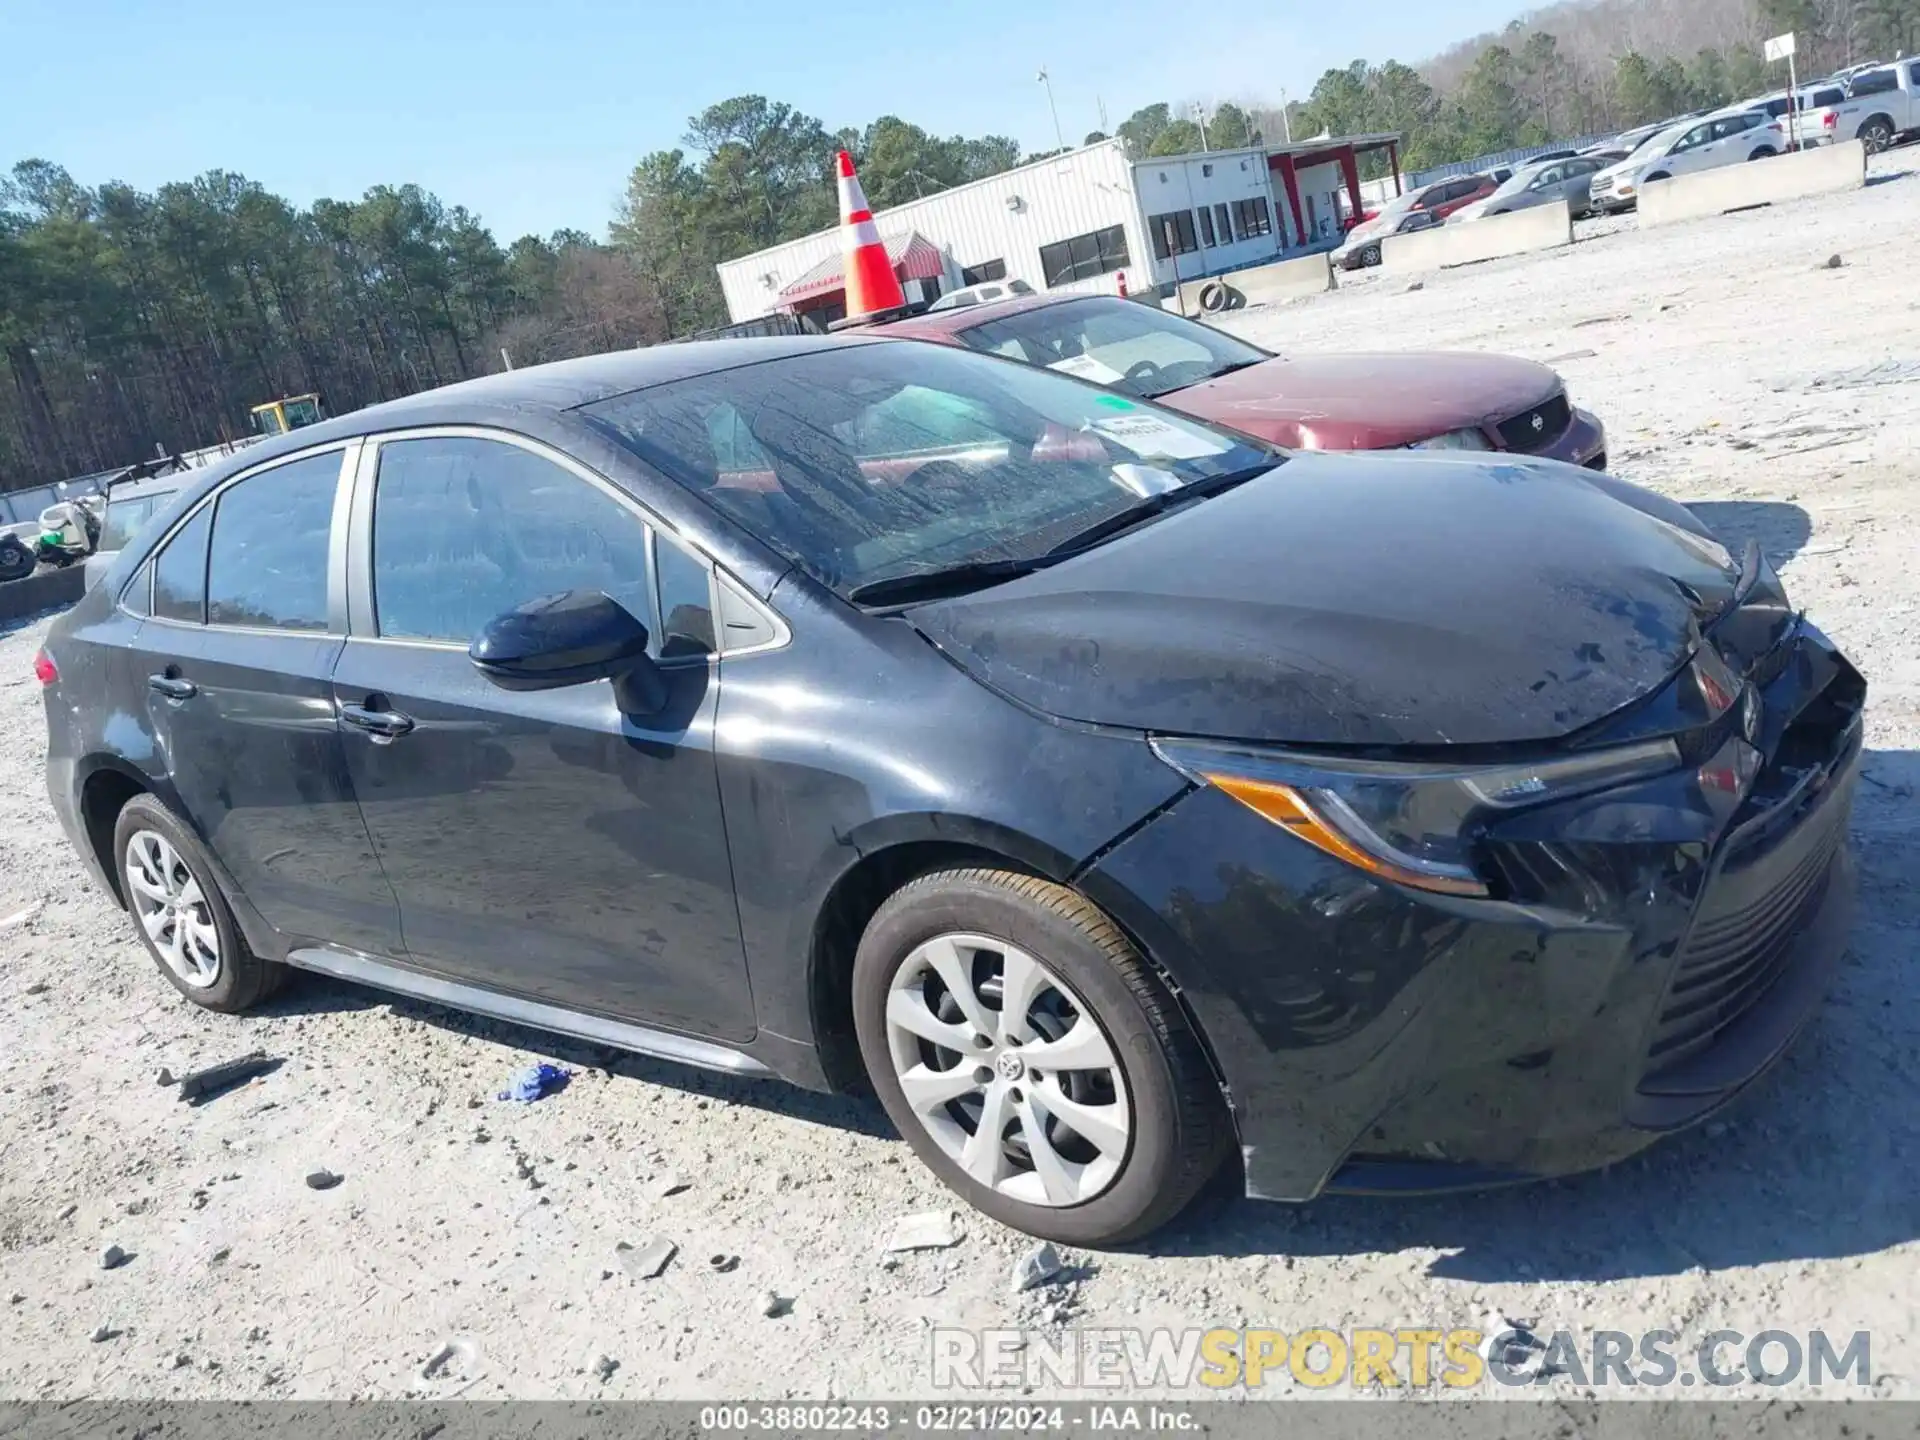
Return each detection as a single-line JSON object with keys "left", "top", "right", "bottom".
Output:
{"left": 37, "top": 336, "right": 1862, "bottom": 1245}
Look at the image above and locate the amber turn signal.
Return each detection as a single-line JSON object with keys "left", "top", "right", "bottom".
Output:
{"left": 1202, "top": 772, "right": 1489, "bottom": 897}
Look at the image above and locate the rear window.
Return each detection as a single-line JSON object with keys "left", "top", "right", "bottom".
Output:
{"left": 98, "top": 493, "right": 168, "bottom": 550}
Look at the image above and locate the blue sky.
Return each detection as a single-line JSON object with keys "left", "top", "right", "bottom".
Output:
{"left": 2, "top": 0, "right": 1522, "bottom": 242}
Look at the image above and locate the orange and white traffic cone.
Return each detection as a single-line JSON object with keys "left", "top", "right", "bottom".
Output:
{"left": 834, "top": 150, "right": 907, "bottom": 325}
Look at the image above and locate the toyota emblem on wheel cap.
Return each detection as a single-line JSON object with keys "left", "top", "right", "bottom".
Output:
{"left": 1530, "top": 412, "right": 1546, "bottom": 433}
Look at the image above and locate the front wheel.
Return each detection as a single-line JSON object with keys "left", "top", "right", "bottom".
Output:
{"left": 853, "top": 869, "right": 1230, "bottom": 1246}
{"left": 1360, "top": 243, "right": 1382, "bottom": 267}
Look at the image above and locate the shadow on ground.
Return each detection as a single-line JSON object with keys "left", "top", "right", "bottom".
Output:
{"left": 1688, "top": 500, "right": 1812, "bottom": 567}
{"left": 258, "top": 972, "right": 897, "bottom": 1139}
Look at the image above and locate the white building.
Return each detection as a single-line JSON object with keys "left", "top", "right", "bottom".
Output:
{"left": 715, "top": 133, "right": 1404, "bottom": 326}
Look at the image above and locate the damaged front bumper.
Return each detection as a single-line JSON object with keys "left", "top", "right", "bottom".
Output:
{"left": 1078, "top": 587, "right": 1864, "bottom": 1202}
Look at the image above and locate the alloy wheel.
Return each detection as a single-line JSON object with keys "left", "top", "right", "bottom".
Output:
{"left": 884, "top": 932, "right": 1131, "bottom": 1207}
{"left": 124, "top": 829, "right": 221, "bottom": 988}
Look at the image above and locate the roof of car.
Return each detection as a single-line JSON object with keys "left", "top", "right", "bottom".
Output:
{"left": 204, "top": 334, "right": 885, "bottom": 471}
{"left": 105, "top": 474, "right": 187, "bottom": 502}
{"left": 877, "top": 291, "right": 1103, "bottom": 341}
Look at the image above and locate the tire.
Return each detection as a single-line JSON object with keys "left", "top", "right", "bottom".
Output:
{"left": 1748, "top": 147, "right": 1776, "bottom": 162}
{"left": 1645, "top": 172, "right": 1670, "bottom": 184}
{"left": 1860, "top": 118, "right": 1894, "bottom": 155}
{"left": 1360, "top": 243, "right": 1382, "bottom": 267}
{"left": 852, "top": 867, "right": 1230, "bottom": 1246}
{"left": 112, "top": 794, "right": 289, "bottom": 1013}
{"left": 0, "top": 537, "right": 33, "bottom": 584}
{"left": 1196, "top": 281, "right": 1228, "bottom": 313}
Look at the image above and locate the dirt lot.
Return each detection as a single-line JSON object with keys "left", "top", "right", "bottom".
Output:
{"left": 1, "top": 161, "right": 1916, "bottom": 1403}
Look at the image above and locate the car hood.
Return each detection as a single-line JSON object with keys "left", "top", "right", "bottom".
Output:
{"left": 1157, "top": 352, "right": 1559, "bottom": 450}
{"left": 907, "top": 451, "right": 1741, "bottom": 748}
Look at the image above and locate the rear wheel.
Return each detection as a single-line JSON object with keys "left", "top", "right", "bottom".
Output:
{"left": 1748, "top": 147, "right": 1777, "bottom": 161}
{"left": 1860, "top": 117, "right": 1895, "bottom": 154}
{"left": 113, "top": 794, "right": 288, "bottom": 1013}
{"left": 852, "top": 868, "right": 1230, "bottom": 1246}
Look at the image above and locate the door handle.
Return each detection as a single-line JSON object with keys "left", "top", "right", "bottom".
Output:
{"left": 148, "top": 673, "right": 197, "bottom": 701}
{"left": 340, "top": 702, "right": 415, "bottom": 742}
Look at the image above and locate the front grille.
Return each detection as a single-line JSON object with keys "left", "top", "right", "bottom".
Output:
{"left": 1641, "top": 814, "right": 1843, "bottom": 1081}
{"left": 1495, "top": 392, "right": 1572, "bottom": 452}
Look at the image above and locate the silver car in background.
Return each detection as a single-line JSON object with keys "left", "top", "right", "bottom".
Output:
{"left": 1455, "top": 154, "right": 1611, "bottom": 222}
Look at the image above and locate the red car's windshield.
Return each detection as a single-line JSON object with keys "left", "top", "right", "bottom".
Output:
{"left": 948, "top": 297, "right": 1269, "bottom": 400}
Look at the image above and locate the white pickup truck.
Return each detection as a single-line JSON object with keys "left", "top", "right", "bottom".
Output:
{"left": 1811, "top": 60, "right": 1920, "bottom": 153}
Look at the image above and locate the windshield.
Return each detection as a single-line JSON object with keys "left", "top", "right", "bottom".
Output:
{"left": 1627, "top": 127, "right": 1677, "bottom": 159}
{"left": 581, "top": 341, "right": 1278, "bottom": 596}
{"left": 949, "top": 297, "right": 1269, "bottom": 400}
{"left": 98, "top": 493, "right": 167, "bottom": 550}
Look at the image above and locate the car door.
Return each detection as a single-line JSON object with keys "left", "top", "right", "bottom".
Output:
{"left": 128, "top": 442, "right": 405, "bottom": 956}
{"left": 329, "top": 428, "right": 756, "bottom": 1041}
{"left": 1661, "top": 122, "right": 1714, "bottom": 175}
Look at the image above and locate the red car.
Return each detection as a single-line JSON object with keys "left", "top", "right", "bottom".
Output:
{"left": 879, "top": 293, "right": 1607, "bottom": 463}
{"left": 1410, "top": 173, "right": 1500, "bottom": 220}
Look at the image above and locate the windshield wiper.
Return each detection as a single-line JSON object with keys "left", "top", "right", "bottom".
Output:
{"left": 845, "top": 557, "right": 1042, "bottom": 608}
{"left": 1035, "top": 460, "right": 1283, "bottom": 559}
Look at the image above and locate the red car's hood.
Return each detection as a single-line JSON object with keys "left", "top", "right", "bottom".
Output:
{"left": 1157, "top": 351, "right": 1560, "bottom": 450}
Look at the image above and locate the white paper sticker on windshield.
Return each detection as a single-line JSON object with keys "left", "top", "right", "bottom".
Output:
{"left": 1089, "top": 412, "right": 1230, "bottom": 461}
{"left": 1048, "top": 354, "right": 1127, "bottom": 384}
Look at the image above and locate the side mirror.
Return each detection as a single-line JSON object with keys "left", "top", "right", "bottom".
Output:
{"left": 469, "top": 589, "right": 667, "bottom": 713}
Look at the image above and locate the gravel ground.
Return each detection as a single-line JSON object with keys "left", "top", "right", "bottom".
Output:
{"left": 1, "top": 161, "right": 1916, "bottom": 1403}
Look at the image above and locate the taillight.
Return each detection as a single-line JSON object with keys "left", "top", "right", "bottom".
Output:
{"left": 1824, "top": 112, "right": 1838, "bottom": 129}
{"left": 32, "top": 650, "right": 57, "bottom": 686}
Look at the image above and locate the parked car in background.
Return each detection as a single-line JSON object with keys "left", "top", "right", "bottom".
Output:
{"left": 1821, "top": 61, "right": 1920, "bottom": 152}
{"left": 924, "top": 277, "right": 1035, "bottom": 313}
{"left": 1410, "top": 173, "right": 1500, "bottom": 220}
{"left": 1332, "top": 207, "right": 1442, "bottom": 269}
{"left": 1786, "top": 83, "right": 1852, "bottom": 145}
{"left": 1589, "top": 108, "right": 1787, "bottom": 213}
{"left": 880, "top": 292, "right": 1608, "bottom": 466}
{"left": 1455, "top": 154, "right": 1610, "bottom": 222}
{"left": 39, "top": 337, "right": 1862, "bottom": 1244}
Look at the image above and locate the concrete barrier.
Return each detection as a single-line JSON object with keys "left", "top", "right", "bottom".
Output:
{"left": 1382, "top": 201, "right": 1573, "bottom": 274}
{"left": 1178, "top": 252, "right": 1335, "bottom": 314}
{"left": 0, "top": 566, "right": 85, "bottom": 626}
{"left": 1638, "top": 141, "right": 1867, "bottom": 228}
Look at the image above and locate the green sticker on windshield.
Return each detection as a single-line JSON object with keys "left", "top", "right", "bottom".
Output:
{"left": 1094, "top": 395, "right": 1137, "bottom": 411}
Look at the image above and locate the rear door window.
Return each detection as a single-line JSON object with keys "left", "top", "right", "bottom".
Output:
{"left": 1851, "top": 69, "right": 1897, "bottom": 96}
{"left": 206, "top": 451, "right": 341, "bottom": 631}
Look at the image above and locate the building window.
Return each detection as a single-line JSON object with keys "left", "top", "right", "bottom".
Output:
{"left": 1231, "top": 197, "right": 1273, "bottom": 239}
{"left": 1214, "top": 202, "right": 1232, "bottom": 242}
{"left": 1037, "top": 225, "right": 1130, "bottom": 286}
{"left": 1201, "top": 163, "right": 1214, "bottom": 177}
{"left": 1196, "top": 206, "right": 1217, "bottom": 247}
{"left": 962, "top": 258, "right": 1007, "bottom": 284}
{"left": 1146, "top": 210, "right": 1199, "bottom": 261}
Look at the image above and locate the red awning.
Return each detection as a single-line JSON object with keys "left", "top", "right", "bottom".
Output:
{"left": 778, "top": 231, "right": 947, "bottom": 305}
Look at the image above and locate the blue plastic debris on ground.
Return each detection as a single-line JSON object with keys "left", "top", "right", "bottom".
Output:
{"left": 497, "top": 1062, "right": 571, "bottom": 1103}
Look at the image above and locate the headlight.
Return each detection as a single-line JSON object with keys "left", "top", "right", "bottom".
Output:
{"left": 1408, "top": 427, "right": 1495, "bottom": 452}
{"left": 1152, "top": 738, "right": 1683, "bottom": 897}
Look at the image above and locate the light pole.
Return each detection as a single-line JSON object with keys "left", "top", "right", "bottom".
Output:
{"left": 1037, "top": 67, "right": 1066, "bottom": 152}
{"left": 1192, "top": 102, "right": 1210, "bottom": 151}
